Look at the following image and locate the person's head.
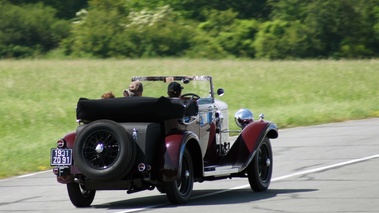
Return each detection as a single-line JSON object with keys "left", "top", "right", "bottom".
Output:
{"left": 101, "top": 91, "right": 115, "bottom": 99}
{"left": 167, "top": 82, "right": 183, "bottom": 98}
{"left": 123, "top": 81, "right": 143, "bottom": 97}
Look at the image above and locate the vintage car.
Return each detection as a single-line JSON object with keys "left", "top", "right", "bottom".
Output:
{"left": 50, "top": 75, "right": 278, "bottom": 207}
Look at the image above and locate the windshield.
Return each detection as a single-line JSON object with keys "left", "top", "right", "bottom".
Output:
{"left": 131, "top": 76, "right": 214, "bottom": 102}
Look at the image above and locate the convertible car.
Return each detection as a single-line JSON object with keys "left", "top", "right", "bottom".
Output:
{"left": 50, "top": 75, "right": 278, "bottom": 207}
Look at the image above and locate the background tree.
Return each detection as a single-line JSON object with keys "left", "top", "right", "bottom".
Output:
{"left": 63, "top": 2, "right": 194, "bottom": 58}
{"left": 2, "top": 0, "right": 379, "bottom": 59}
{"left": 8, "top": 0, "right": 88, "bottom": 19}
{"left": 267, "top": 0, "right": 379, "bottom": 58}
{"left": 188, "top": 9, "right": 260, "bottom": 58}
{"left": 0, "top": 1, "right": 70, "bottom": 58}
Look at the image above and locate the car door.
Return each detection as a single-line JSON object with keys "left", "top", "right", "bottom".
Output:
{"left": 197, "top": 98, "right": 216, "bottom": 155}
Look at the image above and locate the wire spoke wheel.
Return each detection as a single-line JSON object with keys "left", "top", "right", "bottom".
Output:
{"left": 83, "top": 130, "right": 120, "bottom": 169}
{"left": 67, "top": 182, "right": 96, "bottom": 207}
{"left": 247, "top": 137, "right": 273, "bottom": 192}
{"left": 74, "top": 120, "right": 135, "bottom": 181}
{"left": 165, "top": 148, "right": 194, "bottom": 204}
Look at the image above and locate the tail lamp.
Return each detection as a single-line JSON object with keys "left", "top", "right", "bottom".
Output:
{"left": 57, "top": 138, "right": 66, "bottom": 148}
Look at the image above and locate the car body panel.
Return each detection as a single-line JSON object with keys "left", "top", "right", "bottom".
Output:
{"left": 161, "top": 132, "right": 200, "bottom": 182}
{"left": 63, "top": 131, "right": 76, "bottom": 149}
{"left": 221, "top": 121, "right": 277, "bottom": 169}
{"left": 50, "top": 75, "right": 279, "bottom": 206}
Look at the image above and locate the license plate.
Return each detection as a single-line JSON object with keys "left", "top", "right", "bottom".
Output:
{"left": 50, "top": 148, "right": 72, "bottom": 166}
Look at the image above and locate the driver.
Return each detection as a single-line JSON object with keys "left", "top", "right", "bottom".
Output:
{"left": 167, "top": 81, "right": 198, "bottom": 119}
{"left": 167, "top": 82, "right": 183, "bottom": 98}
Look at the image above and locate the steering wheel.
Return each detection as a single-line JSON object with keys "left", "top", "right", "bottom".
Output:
{"left": 181, "top": 93, "right": 200, "bottom": 100}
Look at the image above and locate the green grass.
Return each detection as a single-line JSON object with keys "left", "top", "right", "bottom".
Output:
{"left": 1, "top": 59, "right": 378, "bottom": 179}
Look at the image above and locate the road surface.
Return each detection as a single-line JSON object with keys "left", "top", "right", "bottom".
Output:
{"left": 1, "top": 118, "right": 378, "bottom": 213}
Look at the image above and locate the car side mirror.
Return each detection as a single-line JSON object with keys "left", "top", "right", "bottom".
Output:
{"left": 217, "top": 88, "right": 224, "bottom": 96}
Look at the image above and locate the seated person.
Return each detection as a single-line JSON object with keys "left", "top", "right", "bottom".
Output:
{"left": 101, "top": 91, "right": 115, "bottom": 99}
{"left": 167, "top": 82, "right": 183, "bottom": 99}
{"left": 123, "top": 81, "right": 143, "bottom": 97}
{"left": 167, "top": 82, "right": 197, "bottom": 117}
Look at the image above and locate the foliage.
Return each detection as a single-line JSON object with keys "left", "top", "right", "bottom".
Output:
{"left": 63, "top": 3, "right": 195, "bottom": 58}
{"left": 125, "top": 0, "right": 271, "bottom": 20}
{"left": 0, "top": 1, "right": 70, "bottom": 58}
{"left": 3, "top": 0, "right": 379, "bottom": 59}
{"left": 267, "top": 0, "right": 379, "bottom": 59}
{"left": 187, "top": 9, "right": 260, "bottom": 58}
{"left": 8, "top": 0, "right": 88, "bottom": 19}
{"left": 253, "top": 20, "right": 316, "bottom": 59}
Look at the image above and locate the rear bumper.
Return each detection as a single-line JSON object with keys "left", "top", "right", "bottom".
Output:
{"left": 53, "top": 165, "right": 81, "bottom": 184}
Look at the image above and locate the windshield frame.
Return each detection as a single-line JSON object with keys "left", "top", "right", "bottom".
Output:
{"left": 131, "top": 76, "right": 214, "bottom": 102}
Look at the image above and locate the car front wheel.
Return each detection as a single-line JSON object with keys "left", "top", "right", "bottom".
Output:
{"left": 165, "top": 148, "right": 194, "bottom": 204}
{"left": 247, "top": 137, "right": 273, "bottom": 192}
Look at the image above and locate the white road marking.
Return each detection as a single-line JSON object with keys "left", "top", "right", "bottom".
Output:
{"left": 0, "top": 170, "right": 50, "bottom": 182}
{"left": 271, "top": 154, "right": 379, "bottom": 182}
{"left": 115, "top": 154, "right": 379, "bottom": 213}
{"left": 2, "top": 154, "right": 377, "bottom": 212}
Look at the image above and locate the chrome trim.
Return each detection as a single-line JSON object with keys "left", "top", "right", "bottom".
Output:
{"left": 132, "top": 128, "right": 137, "bottom": 141}
{"left": 204, "top": 166, "right": 239, "bottom": 177}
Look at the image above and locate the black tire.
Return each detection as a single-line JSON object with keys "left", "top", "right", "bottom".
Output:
{"left": 156, "top": 186, "right": 166, "bottom": 193}
{"left": 247, "top": 137, "right": 273, "bottom": 192}
{"left": 74, "top": 120, "right": 136, "bottom": 181}
{"left": 165, "top": 148, "right": 194, "bottom": 204}
{"left": 67, "top": 182, "right": 95, "bottom": 207}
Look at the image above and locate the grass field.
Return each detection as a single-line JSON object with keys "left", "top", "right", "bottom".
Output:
{"left": 1, "top": 59, "right": 378, "bottom": 179}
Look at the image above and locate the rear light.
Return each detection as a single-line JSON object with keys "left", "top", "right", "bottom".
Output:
{"left": 138, "top": 163, "right": 151, "bottom": 172}
{"left": 138, "top": 163, "right": 146, "bottom": 172}
{"left": 57, "top": 138, "right": 66, "bottom": 148}
{"left": 53, "top": 167, "right": 59, "bottom": 175}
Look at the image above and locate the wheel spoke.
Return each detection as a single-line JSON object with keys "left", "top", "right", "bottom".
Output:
{"left": 165, "top": 148, "right": 193, "bottom": 204}
{"left": 247, "top": 138, "right": 273, "bottom": 192}
{"left": 83, "top": 131, "right": 120, "bottom": 169}
{"left": 258, "top": 144, "right": 270, "bottom": 180}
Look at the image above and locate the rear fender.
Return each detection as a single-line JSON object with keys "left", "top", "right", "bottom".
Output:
{"left": 160, "top": 131, "right": 199, "bottom": 182}
{"left": 223, "top": 120, "right": 278, "bottom": 169}
{"left": 62, "top": 131, "right": 76, "bottom": 149}
{"left": 54, "top": 131, "right": 76, "bottom": 184}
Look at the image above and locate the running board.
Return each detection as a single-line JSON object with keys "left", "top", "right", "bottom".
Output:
{"left": 204, "top": 165, "right": 240, "bottom": 177}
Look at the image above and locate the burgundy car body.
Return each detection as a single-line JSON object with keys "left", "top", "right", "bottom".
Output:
{"left": 51, "top": 75, "right": 278, "bottom": 207}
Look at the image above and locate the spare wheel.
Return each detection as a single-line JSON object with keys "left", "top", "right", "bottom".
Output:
{"left": 74, "top": 119, "right": 135, "bottom": 181}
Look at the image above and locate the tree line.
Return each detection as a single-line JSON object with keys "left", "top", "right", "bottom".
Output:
{"left": 1, "top": 0, "right": 379, "bottom": 59}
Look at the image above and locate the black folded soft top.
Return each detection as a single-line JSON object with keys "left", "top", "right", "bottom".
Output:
{"left": 76, "top": 96, "right": 187, "bottom": 123}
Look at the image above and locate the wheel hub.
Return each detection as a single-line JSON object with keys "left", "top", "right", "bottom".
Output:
{"left": 266, "top": 158, "right": 271, "bottom": 167}
{"left": 95, "top": 143, "right": 104, "bottom": 153}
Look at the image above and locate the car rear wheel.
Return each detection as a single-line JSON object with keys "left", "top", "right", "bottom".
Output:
{"left": 165, "top": 148, "right": 194, "bottom": 204}
{"left": 247, "top": 137, "right": 273, "bottom": 192}
{"left": 74, "top": 120, "right": 136, "bottom": 181}
{"left": 67, "top": 182, "right": 95, "bottom": 207}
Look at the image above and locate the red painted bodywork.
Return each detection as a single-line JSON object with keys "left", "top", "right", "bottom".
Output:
{"left": 161, "top": 134, "right": 183, "bottom": 182}
{"left": 63, "top": 131, "right": 76, "bottom": 149}
{"left": 223, "top": 120, "right": 277, "bottom": 169}
{"left": 161, "top": 132, "right": 200, "bottom": 182}
{"left": 56, "top": 120, "right": 277, "bottom": 183}
{"left": 160, "top": 120, "right": 277, "bottom": 181}
{"left": 241, "top": 121, "right": 267, "bottom": 153}
{"left": 55, "top": 131, "right": 76, "bottom": 184}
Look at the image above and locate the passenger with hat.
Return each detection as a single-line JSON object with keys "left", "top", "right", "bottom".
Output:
{"left": 123, "top": 81, "right": 143, "bottom": 97}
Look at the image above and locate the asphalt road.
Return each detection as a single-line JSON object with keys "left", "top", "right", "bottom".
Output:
{"left": 1, "top": 118, "right": 379, "bottom": 213}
